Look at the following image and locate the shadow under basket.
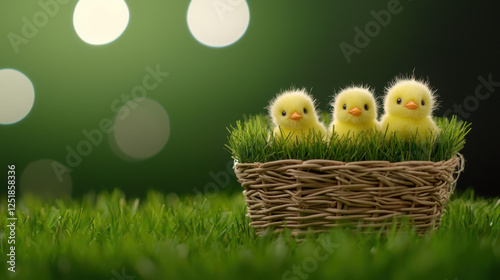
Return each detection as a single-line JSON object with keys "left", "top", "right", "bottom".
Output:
{"left": 235, "top": 154, "right": 464, "bottom": 236}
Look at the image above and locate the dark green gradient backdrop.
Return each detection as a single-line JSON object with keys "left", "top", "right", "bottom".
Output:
{"left": 1, "top": 0, "right": 499, "bottom": 197}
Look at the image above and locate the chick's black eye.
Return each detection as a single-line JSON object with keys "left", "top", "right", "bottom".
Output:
{"left": 364, "top": 104, "right": 369, "bottom": 110}
{"left": 342, "top": 104, "right": 346, "bottom": 110}
{"left": 397, "top": 98, "right": 402, "bottom": 105}
{"left": 303, "top": 108, "right": 308, "bottom": 114}
{"left": 421, "top": 100, "right": 425, "bottom": 106}
{"left": 282, "top": 110, "right": 286, "bottom": 116}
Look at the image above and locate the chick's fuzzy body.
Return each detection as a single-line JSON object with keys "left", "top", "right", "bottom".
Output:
{"left": 273, "top": 122, "right": 326, "bottom": 139}
{"left": 381, "top": 114, "right": 437, "bottom": 139}
{"left": 269, "top": 89, "right": 326, "bottom": 142}
{"left": 330, "top": 119, "right": 379, "bottom": 136}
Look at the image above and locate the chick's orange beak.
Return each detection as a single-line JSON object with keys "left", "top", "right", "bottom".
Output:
{"left": 289, "top": 112, "right": 302, "bottom": 120}
{"left": 349, "top": 107, "right": 362, "bottom": 116}
{"left": 405, "top": 100, "right": 418, "bottom": 110}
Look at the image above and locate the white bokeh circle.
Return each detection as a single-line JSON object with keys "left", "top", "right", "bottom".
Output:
{"left": 73, "top": 0, "right": 130, "bottom": 45}
{"left": 0, "top": 69, "right": 35, "bottom": 125}
{"left": 187, "top": 0, "right": 250, "bottom": 47}
{"left": 113, "top": 98, "right": 170, "bottom": 160}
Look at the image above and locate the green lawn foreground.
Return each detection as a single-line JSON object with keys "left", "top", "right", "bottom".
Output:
{"left": 1, "top": 189, "right": 499, "bottom": 280}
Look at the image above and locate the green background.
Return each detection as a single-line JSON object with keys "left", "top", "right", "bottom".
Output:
{"left": 1, "top": 0, "right": 498, "bottom": 197}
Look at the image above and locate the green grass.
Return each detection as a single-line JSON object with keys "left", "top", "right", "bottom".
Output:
{"left": 226, "top": 114, "right": 471, "bottom": 163}
{"left": 1, "top": 189, "right": 499, "bottom": 280}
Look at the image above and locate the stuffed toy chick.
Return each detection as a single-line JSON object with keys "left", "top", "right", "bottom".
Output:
{"left": 329, "top": 86, "right": 379, "bottom": 137}
{"left": 268, "top": 88, "right": 326, "bottom": 141}
{"left": 380, "top": 78, "right": 438, "bottom": 140}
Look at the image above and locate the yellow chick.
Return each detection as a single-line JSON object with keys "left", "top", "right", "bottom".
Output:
{"left": 268, "top": 88, "right": 326, "bottom": 141}
{"left": 329, "top": 86, "right": 379, "bottom": 137}
{"left": 380, "top": 78, "right": 438, "bottom": 140}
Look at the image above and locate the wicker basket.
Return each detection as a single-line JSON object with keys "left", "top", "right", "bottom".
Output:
{"left": 235, "top": 154, "right": 464, "bottom": 236}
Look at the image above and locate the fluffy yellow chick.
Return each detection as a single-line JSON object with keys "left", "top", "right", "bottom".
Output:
{"left": 329, "top": 86, "right": 379, "bottom": 137}
{"left": 380, "top": 78, "right": 438, "bottom": 140}
{"left": 268, "top": 89, "right": 326, "bottom": 141}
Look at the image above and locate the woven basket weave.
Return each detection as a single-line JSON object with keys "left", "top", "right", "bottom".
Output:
{"left": 235, "top": 154, "right": 464, "bottom": 236}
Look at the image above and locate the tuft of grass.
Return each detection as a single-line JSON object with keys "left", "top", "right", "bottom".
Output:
{"left": 0, "top": 189, "right": 498, "bottom": 280}
{"left": 226, "top": 114, "right": 471, "bottom": 163}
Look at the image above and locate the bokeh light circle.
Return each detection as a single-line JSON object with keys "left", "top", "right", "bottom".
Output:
{"left": 187, "top": 0, "right": 250, "bottom": 47}
{"left": 20, "top": 159, "right": 73, "bottom": 199}
{"left": 113, "top": 98, "right": 170, "bottom": 160}
{"left": 0, "top": 69, "right": 35, "bottom": 125}
{"left": 73, "top": 0, "right": 130, "bottom": 45}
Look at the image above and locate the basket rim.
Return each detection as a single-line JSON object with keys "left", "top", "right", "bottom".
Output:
{"left": 234, "top": 153, "right": 463, "bottom": 167}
